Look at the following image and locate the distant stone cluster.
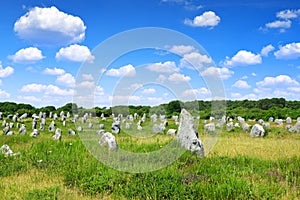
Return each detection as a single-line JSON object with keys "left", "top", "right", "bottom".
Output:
{"left": 1, "top": 109, "right": 300, "bottom": 158}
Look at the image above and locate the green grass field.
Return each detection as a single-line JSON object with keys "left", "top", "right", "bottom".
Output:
{"left": 1, "top": 117, "right": 300, "bottom": 199}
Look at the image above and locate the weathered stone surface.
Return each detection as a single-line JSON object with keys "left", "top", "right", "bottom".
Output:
{"left": 258, "top": 119, "right": 264, "bottom": 125}
{"left": 68, "top": 129, "right": 76, "bottom": 135}
{"left": 204, "top": 123, "right": 215, "bottom": 133}
{"left": 6, "top": 131, "right": 15, "bottom": 136}
{"left": 250, "top": 124, "right": 265, "bottom": 137}
{"left": 268, "top": 117, "right": 274, "bottom": 122}
{"left": 288, "top": 121, "right": 300, "bottom": 133}
{"left": 263, "top": 123, "right": 271, "bottom": 130}
{"left": 111, "top": 122, "right": 120, "bottom": 134}
{"left": 226, "top": 122, "right": 234, "bottom": 131}
{"left": 176, "top": 109, "right": 204, "bottom": 157}
{"left": 48, "top": 121, "right": 55, "bottom": 132}
{"left": 152, "top": 124, "right": 165, "bottom": 134}
{"left": 286, "top": 117, "right": 292, "bottom": 124}
{"left": 1, "top": 144, "right": 19, "bottom": 156}
{"left": 274, "top": 119, "right": 283, "bottom": 126}
{"left": 30, "top": 129, "right": 40, "bottom": 137}
{"left": 125, "top": 123, "right": 131, "bottom": 129}
{"left": 99, "top": 124, "right": 105, "bottom": 129}
{"left": 167, "top": 129, "right": 177, "bottom": 135}
{"left": 3, "top": 126, "right": 9, "bottom": 135}
{"left": 137, "top": 125, "right": 142, "bottom": 131}
{"left": 96, "top": 129, "right": 106, "bottom": 135}
{"left": 19, "top": 124, "right": 26, "bottom": 135}
{"left": 99, "top": 132, "right": 118, "bottom": 151}
{"left": 52, "top": 128, "right": 62, "bottom": 141}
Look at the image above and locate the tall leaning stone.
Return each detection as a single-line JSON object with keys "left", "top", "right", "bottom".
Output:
{"left": 99, "top": 132, "right": 118, "bottom": 151}
{"left": 176, "top": 109, "right": 204, "bottom": 157}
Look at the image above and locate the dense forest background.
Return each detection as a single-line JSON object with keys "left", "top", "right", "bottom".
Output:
{"left": 1, "top": 98, "right": 300, "bottom": 120}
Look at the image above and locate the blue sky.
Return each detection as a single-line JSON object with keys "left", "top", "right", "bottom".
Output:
{"left": 0, "top": 0, "right": 300, "bottom": 108}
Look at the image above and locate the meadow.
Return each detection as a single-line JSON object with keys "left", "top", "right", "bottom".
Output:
{"left": 0, "top": 115, "right": 300, "bottom": 199}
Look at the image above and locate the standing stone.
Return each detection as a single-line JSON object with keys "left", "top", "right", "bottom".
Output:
{"left": 48, "top": 121, "right": 55, "bottom": 132}
{"left": 12, "top": 115, "right": 18, "bottom": 122}
{"left": 68, "top": 129, "right": 76, "bottom": 135}
{"left": 111, "top": 122, "right": 120, "bottom": 134}
{"left": 137, "top": 125, "right": 142, "bottom": 131}
{"left": 242, "top": 123, "right": 250, "bottom": 132}
{"left": 99, "top": 132, "right": 118, "bottom": 151}
{"left": 176, "top": 109, "right": 204, "bottom": 157}
{"left": 268, "top": 117, "right": 274, "bottom": 122}
{"left": 6, "top": 131, "right": 14, "bottom": 136}
{"left": 30, "top": 129, "right": 40, "bottom": 137}
{"left": 226, "top": 122, "right": 234, "bottom": 132}
{"left": 204, "top": 123, "right": 215, "bottom": 133}
{"left": 32, "top": 119, "right": 37, "bottom": 130}
{"left": 288, "top": 121, "right": 300, "bottom": 133}
{"left": 167, "top": 129, "right": 177, "bottom": 135}
{"left": 2, "top": 120, "right": 6, "bottom": 127}
{"left": 9, "top": 122, "right": 14, "bottom": 129}
{"left": 96, "top": 129, "right": 106, "bottom": 135}
{"left": 286, "top": 117, "right": 292, "bottom": 124}
{"left": 258, "top": 119, "right": 264, "bottom": 125}
{"left": 1, "top": 144, "right": 16, "bottom": 156}
{"left": 274, "top": 119, "right": 283, "bottom": 126}
{"left": 99, "top": 124, "right": 105, "bottom": 129}
{"left": 52, "top": 128, "right": 62, "bottom": 141}
{"left": 3, "top": 126, "right": 9, "bottom": 135}
{"left": 19, "top": 124, "right": 26, "bottom": 135}
{"left": 40, "top": 118, "right": 46, "bottom": 130}
{"left": 125, "top": 123, "right": 130, "bottom": 129}
{"left": 250, "top": 124, "right": 265, "bottom": 137}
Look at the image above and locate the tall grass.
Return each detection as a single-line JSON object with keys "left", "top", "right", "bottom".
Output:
{"left": 0, "top": 117, "right": 299, "bottom": 199}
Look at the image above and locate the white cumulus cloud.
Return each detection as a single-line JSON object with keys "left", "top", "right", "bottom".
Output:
{"left": 169, "top": 45, "right": 196, "bottom": 55}
{"left": 201, "top": 67, "right": 234, "bottom": 80}
{"left": 180, "top": 52, "right": 212, "bottom": 69}
{"left": 276, "top": 9, "right": 300, "bottom": 19}
{"left": 43, "top": 67, "right": 65, "bottom": 75}
{"left": 256, "top": 75, "right": 299, "bottom": 87}
{"left": 261, "top": 44, "right": 275, "bottom": 57}
{"left": 18, "top": 96, "right": 41, "bottom": 102}
{"left": 0, "top": 89, "right": 10, "bottom": 98}
{"left": 82, "top": 74, "right": 94, "bottom": 81}
{"left": 184, "top": 11, "right": 220, "bottom": 28}
{"left": 21, "top": 83, "right": 47, "bottom": 92}
{"left": 14, "top": 6, "right": 86, "bottom": 45}
{"left": 56, "top": 73, "right": 75, "bottom": 87}
{"left": 56, "top": 44, "right": 94, "bottom": 63}
{"left": 142, "top": 88, "right": 156, "bottom": 94}
{"left": 232, "top": 80, "right": 251, "bottom": 89}
{"left": 106, "top": 64, "right": 136, "bottom": 77}
{"left": 9, "top": 47, "right": 45, "bottom": 63}
{"left": 223, "top": 50, "right": 262, "bottom": 67}
{"left": 265, "top": 20, "right": 291, "bottom": 29}
{"left": 168, "top": 73, "right": 191, "bottom": 82}
{"left": 274, "top": 42, "right": 300, "bottom": 59}
{"left": 21, "top": 83, "right": 74, "bottom": 96}
{"left": 146, "top": 61, "right": 179, "bottom": 73}
{"left": 0, "top": 63, "right": 14, "bottom": 78}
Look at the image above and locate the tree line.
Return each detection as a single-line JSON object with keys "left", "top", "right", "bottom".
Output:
{"left": 0, "top": 98, "right": 300, "bottom": 120}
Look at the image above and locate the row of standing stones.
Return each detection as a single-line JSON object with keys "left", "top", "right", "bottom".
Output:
{"left": 1, "top": 110, "right": 300, "bottom": 157}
